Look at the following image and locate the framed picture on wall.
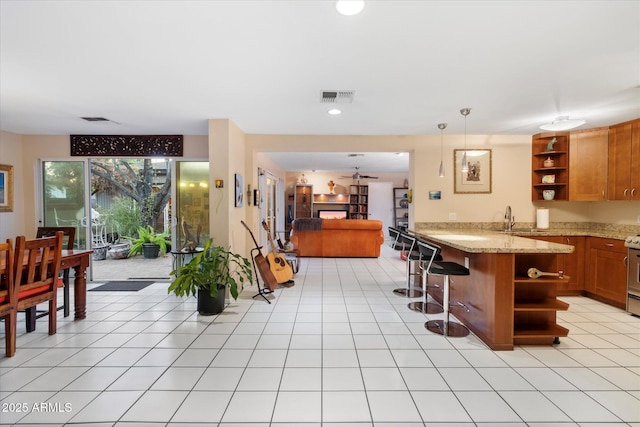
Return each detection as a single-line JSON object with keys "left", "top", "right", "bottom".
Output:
{"left": 454, "top": 149, "right": 492, "bottom": 194}
{"left": 235, "top": 173, "right": 244, "bottom": 207}
{"left": 0, "top": 164, "right": 14, "bottom": 212}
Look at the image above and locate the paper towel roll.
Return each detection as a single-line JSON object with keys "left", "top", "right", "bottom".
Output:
{"left": 536, "top": 208, "right": 549, "bottom": 229}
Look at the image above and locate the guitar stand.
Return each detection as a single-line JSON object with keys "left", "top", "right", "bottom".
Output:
{"left": 250, "top": 247, "right": 274, "bottom": 303}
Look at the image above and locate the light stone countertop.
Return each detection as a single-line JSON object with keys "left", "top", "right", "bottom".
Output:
{"left": 412, "top": 229, "right": 575, "bottom": 254}
{"left": 414, "top": 222, "right": 640, "bottom": 242}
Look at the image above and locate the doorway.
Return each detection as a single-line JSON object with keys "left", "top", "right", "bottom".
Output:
{"left": 40, "top": 158, "right": 209, "bottom": 282}
{"left": 367, "top": 181, "right": 394, "bottom": 238}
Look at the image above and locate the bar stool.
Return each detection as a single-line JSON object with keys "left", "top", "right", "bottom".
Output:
{"left": 420, "top": 239, "right": 471, "bottom": 337}
{"left": 408, "top": 239, "right": 443, "bottom": 314}
{"left": 392, "top": 231, "right": 424, "bottom": 298}
{"left": 388, "top": 226, "right": 404, "bottom": 251}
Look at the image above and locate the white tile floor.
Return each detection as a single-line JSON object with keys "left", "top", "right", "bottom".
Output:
{"left": 1, "top": 244, "right": 640, "bottom": 426}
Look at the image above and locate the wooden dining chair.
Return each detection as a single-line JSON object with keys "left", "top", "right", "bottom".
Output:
{"left": 14, "top": 232, "right": 63, "bottom": 340}
{"left": 0, "top": 239, "right": 16, "bottom": 357}
{"left": 35, "top": 226, "right": 75, "bottom": 318}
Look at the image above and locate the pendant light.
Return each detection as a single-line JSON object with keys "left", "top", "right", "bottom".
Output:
{"left": 438, "top": 123, "right": 447, "bottom": 177}
{"left": 460, "top": 108, "right": 471, "bottom": 173}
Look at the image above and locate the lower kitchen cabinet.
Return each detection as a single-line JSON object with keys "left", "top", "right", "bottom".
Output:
{"left": 586, "top": 237, "right": 628, "bottom": 309}
{"left": 529, "top": 235, "right": 585, "bottom": 294}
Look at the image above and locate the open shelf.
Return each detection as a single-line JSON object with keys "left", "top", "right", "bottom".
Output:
{"left": 531, "top": 132, "right": 569, "bottom": 201}
{"left": 513, "top": 324, "right": 569, "bottom": 339}
{"left": 514, "top": 299, "right": 570, "bottom": 311}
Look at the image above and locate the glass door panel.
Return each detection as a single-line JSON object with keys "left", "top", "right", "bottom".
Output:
{"left": 176, "top": 161, "right": 210, "bottom": 250}
{"left": 42, "top": 161, "right": 86, "bottom": 249}
{"left": 262, "top": 173, "right": 278, "bottom": 248}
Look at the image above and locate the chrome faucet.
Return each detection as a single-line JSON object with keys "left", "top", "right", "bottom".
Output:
{"left": 504, "top": 205, "right": 516, "bottom": 231}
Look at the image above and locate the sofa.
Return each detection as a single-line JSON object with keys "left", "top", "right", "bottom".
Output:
{"left": 290, "top": 218, "right": 384, "bottom": 257}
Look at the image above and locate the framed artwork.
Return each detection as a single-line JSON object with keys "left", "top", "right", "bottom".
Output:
{"left": 0, "top": 164, "right": 14, "bottom": 212}
{"left": 429, "top": 191, "right": 442, "bottom": 200}
{"left": 454, "top": 149, "right": 492, "bottom": 194}
{"left": 235, "top": 173, "right": 244, "bottom": 207}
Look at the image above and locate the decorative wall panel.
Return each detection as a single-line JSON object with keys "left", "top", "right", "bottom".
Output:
{"left": 70, "top": 135, "right": 183, "bottom": 157}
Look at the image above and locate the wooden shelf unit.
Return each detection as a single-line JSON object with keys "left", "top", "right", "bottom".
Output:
{"left": 531, "top": 132, "right": 569, "bottom": 201}
{"left": 513, "top": 254, "right": 570, "bottom": 345}
{"left": 393, "top": 187, "right": 409, "bottom": 231}
{"left": 312, "top": 193, "right": 349, "bottom": 204}
{"left": 294, "top": 184, "right": 313, "bottom": 220}
{"left": 349, "top": 184, "right": 368, "bottom": 219}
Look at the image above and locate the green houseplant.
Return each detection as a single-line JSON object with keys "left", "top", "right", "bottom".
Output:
{"left": 168, "top": 238, "right": 253, "bottom": 315}
{"left": 126, "top": 225, "right": 170, "bottom": 258}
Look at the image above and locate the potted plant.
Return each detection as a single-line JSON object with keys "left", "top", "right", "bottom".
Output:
{"left": 125, "top": 225, "right": 170, "bottom": 259}
{"left": 168, "top": 238, "right": 253, "bottom": 315}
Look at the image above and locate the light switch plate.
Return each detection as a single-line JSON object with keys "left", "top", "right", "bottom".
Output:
{"left": 448, "top": 212, "right": 457, "bottom": 221}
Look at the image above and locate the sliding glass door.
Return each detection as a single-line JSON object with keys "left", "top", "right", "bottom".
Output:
{"left": 175, "top": 161, "right": 210, "bottom": 250}
{"left": 41, "top": 160, "right": 87, "bottom": 249}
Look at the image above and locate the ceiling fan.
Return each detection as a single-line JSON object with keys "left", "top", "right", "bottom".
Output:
{"left": 340, "top": 167, "right": 378, "bottom": 181}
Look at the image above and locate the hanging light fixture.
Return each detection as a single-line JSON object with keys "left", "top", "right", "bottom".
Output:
{"left": 437, "top": 123, "right": 447, "bottom": 177}
{"left": 460, "top": 108, "right": 471, "bottom": 173}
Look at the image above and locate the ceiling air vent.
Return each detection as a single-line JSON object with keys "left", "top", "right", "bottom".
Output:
{"left": 320, "top": 90, "right": 355, "bottom": 103}
{"left": 81, "top": 117, "right": 110, "bottom": 122}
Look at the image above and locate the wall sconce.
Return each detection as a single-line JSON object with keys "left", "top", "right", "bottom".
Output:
{"left": 215, "top": 179, "right": 224, "bottom": 188}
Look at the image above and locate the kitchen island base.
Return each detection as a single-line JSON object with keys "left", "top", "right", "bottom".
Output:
{"left": 416, "top": 233, "right": 573, "bottom": 351}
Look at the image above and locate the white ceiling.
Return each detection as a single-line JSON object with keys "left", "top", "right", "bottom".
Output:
{"left": 1, "top": 0, "right": 639, "bottom": 173}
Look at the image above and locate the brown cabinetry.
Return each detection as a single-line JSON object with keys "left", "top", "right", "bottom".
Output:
{"left": 569, "top": 128, "right": 609, "bottom": 201}
{"left": 608, "top": 119, "right": 640, "bottom": 200}
{"left": 585, "top": 237, "right": 628, "bottom": 308}
{"left": 528, "top": 235, "right": 585, "bottom": 294}
{"left": 513, "top": 253, "right": 570, "bottom": 345}
{"left": 531, "top": 132, "right": 569, "bottom": 201}
{"left": 294, "top": 184, "right": 313, "bottom": 220}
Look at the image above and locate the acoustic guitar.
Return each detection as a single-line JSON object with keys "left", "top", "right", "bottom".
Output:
{"left": 261, "top": 220, "right": 294, "bottom": 284}
{"left": 240, "top": 220, "right": 278, "bottom": 291}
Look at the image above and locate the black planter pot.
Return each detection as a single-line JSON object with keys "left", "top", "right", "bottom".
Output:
{"left": 142, "top": 243, "right": 160, "bottom": 259}
{"left": 197, "top": 285, "right": 226, "bottom": 315}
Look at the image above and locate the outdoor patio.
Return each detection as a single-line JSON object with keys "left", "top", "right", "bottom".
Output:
{"left": 90, "top": 252, "right": 175, "bottom": 282}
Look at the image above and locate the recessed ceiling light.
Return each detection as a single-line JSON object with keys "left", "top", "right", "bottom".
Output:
{"left": 328, "top": 108, "right": 342, "bottom": 115}
{"left": 539, "top": 116, "right": 586, "bottom": 131}
{"left": 336, "top": 0, "right": 365, "bottom": 16}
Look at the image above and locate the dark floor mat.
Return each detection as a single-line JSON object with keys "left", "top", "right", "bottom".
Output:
{"left": 89, "top": 281, "right": 154, "bottom": 291}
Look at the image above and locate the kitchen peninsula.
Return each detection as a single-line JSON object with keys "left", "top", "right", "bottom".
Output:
{"left": 412, "top": 227, "right": 574, "bottom": 350}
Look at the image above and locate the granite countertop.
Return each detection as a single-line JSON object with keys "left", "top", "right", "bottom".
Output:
{"left": 413, "top": 229, "right": 575, "bottom": 254}
{"left": 414, "top": 222, "right": 639, "bottom": 242}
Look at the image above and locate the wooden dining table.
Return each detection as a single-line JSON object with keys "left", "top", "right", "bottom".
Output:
{"left": 0, "top": 248, "right": 93, "bottom": 321}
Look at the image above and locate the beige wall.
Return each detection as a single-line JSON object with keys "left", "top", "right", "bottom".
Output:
{"left": 11, "top": 134, "right": 208, "bottom": 241}
{"left": 0, "top": 131, "right": 24, "bottom": 241}
{"left": 209, "top": 119, "right": 249, "bottom": 257}
{"left": 284, "top": 171, "right": 408, "bottom": 196}
{"left": 246, "top": 133, "right": 640, "bottom": 226}
{"left": 2, "top": 128, "right": 638, "bottom": 245}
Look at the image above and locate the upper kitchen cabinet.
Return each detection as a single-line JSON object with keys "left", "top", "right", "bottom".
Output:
{"left": 531, "top": 132, "right": 569, "bottom": 201}
{"left": 569, "top": 127, "right": 609, "bottom": 201}
{"left": 608, "top": 118, "right": 640, "bottom": 200}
